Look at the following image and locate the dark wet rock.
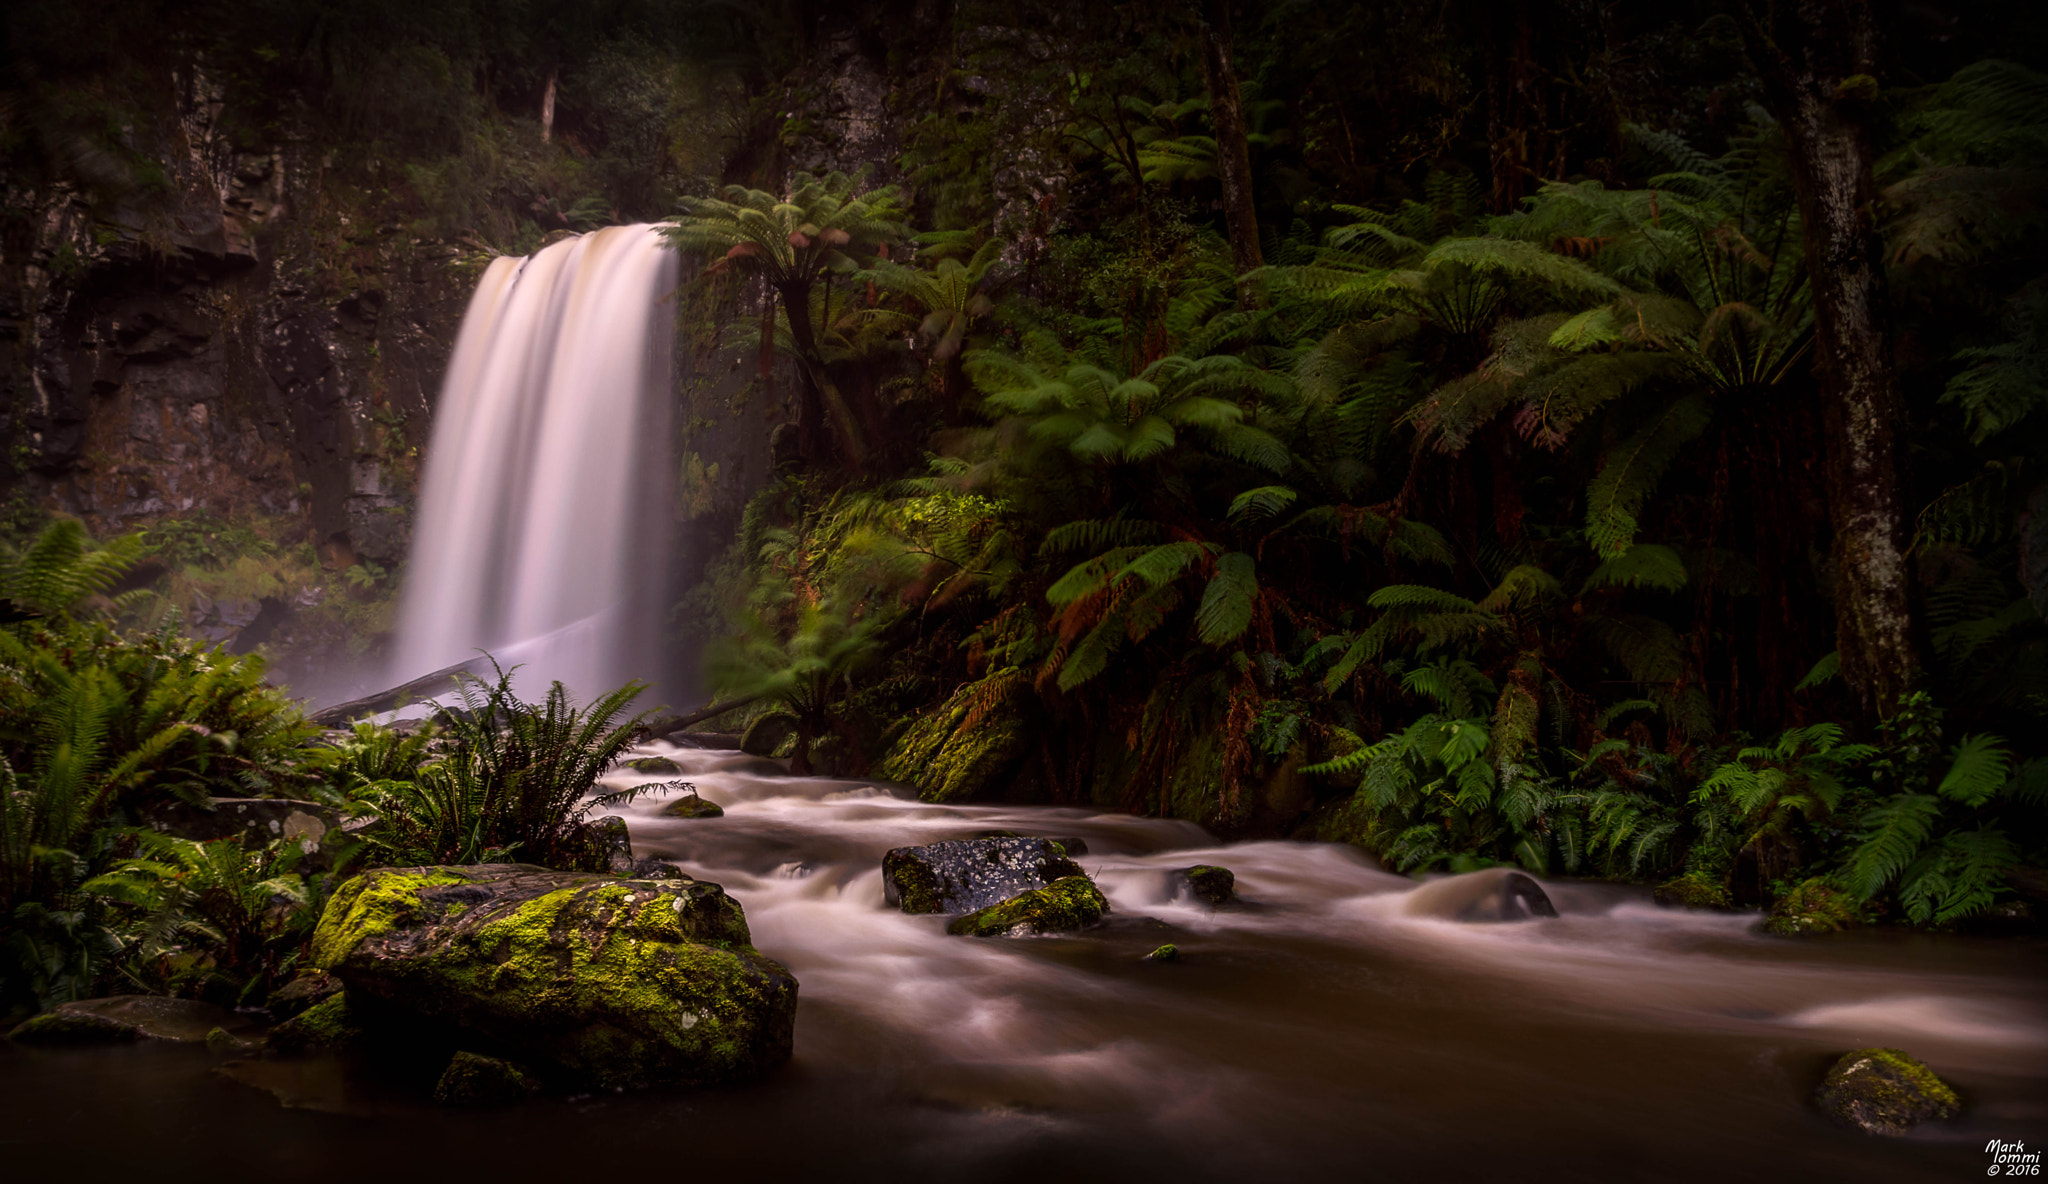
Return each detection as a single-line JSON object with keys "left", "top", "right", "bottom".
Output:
{"left": 1403, "top": 868, "right": 1558, "bottom": 922}
{"left": 1766, "top": 878, "right": 1861, "bottom": 936}
{"left": 1653, "top": 873, "right": 1734, "bottom": 910}
{"left": 1048, "top": 836, "right": 1089, "bottom": 857}
{"left": 659, "top": 794, "right": 725, "bottom": 820}
{"left": 1815, "top": 1048, "right": 1961, "bottom": 1135}
{"left": 308, "top": 863, "right": 797, "bottom": 1090}
{"left": 9, "top": 995, "right": 259, "bottom": 1044}
{"left": 589, "top": 815, "right": 635, "bottom": 874}
{"left": 1144, "top": 943, "right": 1180, "bottom": 962}
{"left": 627, "top": 858, "right": 690, "bottom": 880}
{"left": 882, "top": 837, "right": 1085, "bottom": 915}
{"left": 946, "top": 876, "right": 1110, "bottom": 937}
{"left": 625, "top": 755, "right": 683, "bottom": 775}
{"left": 265, "top": 993, "right": 368, "bottom": 1054}
{"left": 1173, "top": 865, "right": 1236, "bottom": 907}
{"left": 206, "top": 1026, "right": 257, "bottom": 1054}
{"left": 434, "top": 1051, "right": 542, "bottom": 1105}
{"left": 266, "top": 970, "right": 343, "bottom": 1021}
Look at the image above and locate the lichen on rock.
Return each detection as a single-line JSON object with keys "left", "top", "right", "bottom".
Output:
{"left": 309, "top": 863, "right": 797, "bottom": 1090}
{"left": 1814, "top": 1048, "right": 1961, "bottom": 1135}
{"left": 946, "top": 876, "right": 1110, "bottom": 937}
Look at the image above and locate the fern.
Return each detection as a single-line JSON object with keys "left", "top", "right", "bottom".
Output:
{"left": 1195, "top": 553, "right": 1259, "bottom": 646}
{"left": 1842, "top": 793, "right": 1943, "bottom": 899}
{"left": 1586, "top": 391, "right": 1714, "bottom": 557}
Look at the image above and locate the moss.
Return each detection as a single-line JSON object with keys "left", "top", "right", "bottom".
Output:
{"left": 314, "top": 866, "right": 795, "bottom": 1089}
{"left": 946, "top": 876, "right": 1110, "bottom": 937}
{"left": 872, "top": 674, "right": 1031, "bottom": 803}
{"left": 1815, "top": 1048, "right": 1962, "bottom": 1135}
{"left": 881, "top": 849, "right": 947, "bottom": 914}
{"left": 1766, "top": 878, "right": 1862, "bottom": 936}
{"left": 433, "top": 1051, "right": 540, "bottom": 1105}
{"left": 266, "top": 970, "right": 343, "bottom": 1020}
{"left": 1653, "top": 872, "right": 1734, "bottom": 911}
{"left": 205, "top": 1026, "right": 255, "bottom": 1054}
{"left": 309, "top": 867, "right": 476, "bottom": 970}
{"left": 1179, "top": 865, "right": 1236, "bottom": 907}
{"left": 625, "top": 755, "right": 683, "bottom": 775}
{"left": 265, "top": 993, "right": 367, "bottom": 1054}
{"left": 660, "top": 795, "right": 725, "bottom": 819}
{"left": 1144, "top": 944, "right": 1179, "bottom": 962}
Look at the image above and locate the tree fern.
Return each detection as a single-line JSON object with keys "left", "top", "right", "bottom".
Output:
{"left": 1195, "top": 552, "right": 1259, "bottom": 645}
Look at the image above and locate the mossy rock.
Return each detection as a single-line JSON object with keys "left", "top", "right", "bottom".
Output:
{"left": 872, "top": 674, "right": 1032, "bottom": 803}
{"left": 1766, "top": 878, "right": 1861, "bottom": 936}
{"left": 309, "top": 863, "right": 797, "bottom": 1090}
{"left": 625, "top": 755, "right": 684, "bottom": 776}
{"left": 1653, "top": 872, "right": 1734, "bottom": 911}
{"left": 947, "top": 876, "right": 1110, "bottom": 937}
{"left": 882, "top": 837, "right": 1085, "bottom": 915}
{"left": 9, "top": 995, "right": 255, "bottom": 1045}
{"left": 660, "top": 794, "right": 725, "bottom": 820}
{"left": 266, "top": 970, "right": 343, "bottom": 1021}
{"left": 1144, "top": 943, "right": 1180, "bottom": 962}
{"left": 740, "top": 711, "right": 800, "bottom": 758}
{"left": 265, "top": 993, "right": 368, "bottom": 1054}
{"left": 434, "top": 1051, "right": 541, "bottom": 1105}
{"left": 1174, "top": 865, "right": 1236, "bottom": 907}
{"left": 1814, "top": 1048, "right": 1961, "bottom": 1135}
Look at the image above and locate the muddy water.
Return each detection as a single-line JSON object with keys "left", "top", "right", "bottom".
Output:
{"left": 3, "top": 744, "right": 2043, "bottom": 1182}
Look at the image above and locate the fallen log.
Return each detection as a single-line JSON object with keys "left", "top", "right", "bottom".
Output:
{"left": 308, "top": 656, "right": 492, "bottom": 725}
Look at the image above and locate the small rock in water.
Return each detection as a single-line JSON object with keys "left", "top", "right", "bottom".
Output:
{"left": 264, "top": 994, "right": 367, "bottom": 1054}
{"left": 8, "top": 996, "right": 259, "bottom": 1045}
{"left": 946, "top": 876, "right": 1110, "bottom": 937}
{"left": 1814, "top": 1048, "right": 1961, "bottom": 1135}
{"left": 626, "top": 755, "right": 685, "bottom": 775}
{"left": 435, "top": 1051, "right": 542, "bottom": 1106}
{"left": 205, "top": 1026, "right": 256, "bottom": 1054}
{"left": 883, "top": 837, "right": 1085, "bottom": 915}
{"left": 1144, "top": 944, "right": 1180, "bottom": 962}
{"left": 628, "top": 857, "right": 690, "bottom": 879}
{"left": 1174, "top": 865, "right": 1236, "bottom": 907}
{"left": 267, "top": 970, "right": 343, "bottom": 1020}
{"left": 659, "top": 795, "right": 724, "bottom": 820}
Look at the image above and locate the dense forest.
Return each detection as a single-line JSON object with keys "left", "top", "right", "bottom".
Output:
{"left": 2, "top": 0, "right": 2047, "bottom": 1026}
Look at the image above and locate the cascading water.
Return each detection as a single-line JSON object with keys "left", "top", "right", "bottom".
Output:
{"left": 391, "top": 224, "right": 678, "bottom": 700}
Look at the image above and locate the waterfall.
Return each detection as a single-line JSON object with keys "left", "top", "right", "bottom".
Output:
{"left": 392, "top": 223, "right": 678, "bottom": 702}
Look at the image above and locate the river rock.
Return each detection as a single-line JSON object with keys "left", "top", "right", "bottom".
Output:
{"left": 264, "top": 993, "right": 368, "bottom": 1054}
{"left": 882, "top": 837, "right": 1086, "bottom": 915}
{"left": 1144, "top": 943, "right": 1180, "bottom": 962}
{"left": 1765, "top": 878, "right": 1860, "bottom": 935}
{"left": 1173, "top": 865, "right": 1236, "bottom": 906}
{"left": 434, "top": 1051, "right": 542, "bottom": 1105}
{"left": 1402, "top": 868, "right": 1558, "bottom": 921}
{"left": 625, "top": 755, "right": 684, "bottom": 775}
{"left": 660, "top": 794, "right": 725, "bottom": 820}
{"left": 266, "top": 970, "right": 343, "bottom": 1020}
{"left": 308, "top": 863, "right": 797, "bottom": 1090}
{"left": 946, "top": 876, "right": 1110, "bottom": 937}
{"left": 8, "top": 995, "right": 261, "bottom": 1044}
{"left": 1814, "top": 1048, "right": 1962, "bottom": 1135}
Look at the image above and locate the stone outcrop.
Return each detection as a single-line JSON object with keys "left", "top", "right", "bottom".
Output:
{"left": 882, "top": 836, "right": 1086, "bottom": 915}
{"left": 308, "top": 863, "right": 797, "bottom": 1090}
{"left": 1814, "top": 1048, "right": 1962, "bottom": 1135}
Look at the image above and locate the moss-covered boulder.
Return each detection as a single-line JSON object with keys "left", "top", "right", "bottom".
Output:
{"left": 434, "top": 1051, "right": 542, "bottom": 1105}
{"left": 1173, "top": 865, "right": 1236, "bottom": 907}
{"left": 882, "top": 837, "right": 1085, "bottom": 915}
{"left": 660, "top": 794, "right": 725, "bottom": 819}
{"left": 308, "top": 863, "right": 797, "bottom": 1090}
{"left": 1653, "top": 872, "right": 1734, "bottom": 910}
{"left": 872, "top": 672, "right": 1033, "bottom": 803}
{"left": 1144, "top": 943, "right": 1180, "bottom": 962}
{"left": 267, "top": 970, "right": 343, "bottom": 1021}
{"left": 946, "top": 876, "right": 1110, "bottom": 937}
{"left": 1815, "top": 1048, "right": 1962, "bottom": 1135}
{"left": 264, "top": 993, "right": 368, "bottom": 1054}
{"left": 9, "top": 995, "right": 259, "bottom": 1045}
{"left": 1766, "top": 878, "right": 1861, "bottom": 935}
{"left": 740, "top": 711, "right": 800, "bottom": 758}
{"left": 624, "top": 755, "right": 684, "bottom": 775}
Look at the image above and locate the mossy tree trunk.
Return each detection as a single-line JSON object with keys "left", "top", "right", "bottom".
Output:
{"left": 1198, "top": 0, "right": 1264, "bottom": 308}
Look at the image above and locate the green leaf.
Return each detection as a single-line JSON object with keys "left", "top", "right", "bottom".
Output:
{"left": 1194, "top": 552, "right": 1259, "bottom": 645}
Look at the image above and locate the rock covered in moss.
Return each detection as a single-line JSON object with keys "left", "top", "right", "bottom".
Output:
{"left": 871, "top": 675, "right": 1033, "bottom": 802}
{"left": 740, "top": 711, "right": 799, "bottom": 758}
{"left": 267, "top": 970, "right": 343, "bottom": 1020}
{"left": 309, "top": 863, "right": 797, "bottom": 1090}
{"left": 1652, "top": 872, "right": 1734, "bottom": 910}
{"left": 205, "top": 1026, "right": 256, "bottom": 1054}
{"left": 660, "top": 794, "right": 725, "bottom": 819}
{"left": 1766, "top": 878, "right": 1861, "bottom": 935}
{"left": 946, "top": 876, "right": 1110, "bottom": 937}
{"left": 264, "top": 993, "right": 367, "bottom": 1054}
{"left": 588, "top": 815, "right": 635, "bottom": 873}
{"left": 625, "top": 755, "right": 684, "bottom": 775}
{"left": 1174, "top": 865, "right": 1236, "bottom": 907}
{"left": 1815, "top": 1048, "right": 1962, "bottom": 1135}
{"left": 8, "top": 995, "right": 258, "bottom": 1044}
{"left": 883, "top": 837, "right": 1085, "bottom": 915}
{"left": 434, "top": 1050, "right": 542, "bottom": 1105}
{"left": 1144, "top": 943, "right": 1180, "bottom": 962}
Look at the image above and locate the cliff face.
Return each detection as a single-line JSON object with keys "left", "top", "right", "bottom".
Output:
{"left": 2, "top": 62, "right": 463, "bottom": 573}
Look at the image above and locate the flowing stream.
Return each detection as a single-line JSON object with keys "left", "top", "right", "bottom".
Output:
{"left": 5, "top": 744, "right": 2043, "bottom": 1181}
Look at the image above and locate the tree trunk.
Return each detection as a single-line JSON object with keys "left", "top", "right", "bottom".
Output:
{"left": 1732, "top": 0, "right": 1920, "bottom": 719}
{"left": 776, "top": 281, "right": 870, "bottom": 472}
{"left": 1197, "top": 0, "right": 1264, "bottom": 307}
